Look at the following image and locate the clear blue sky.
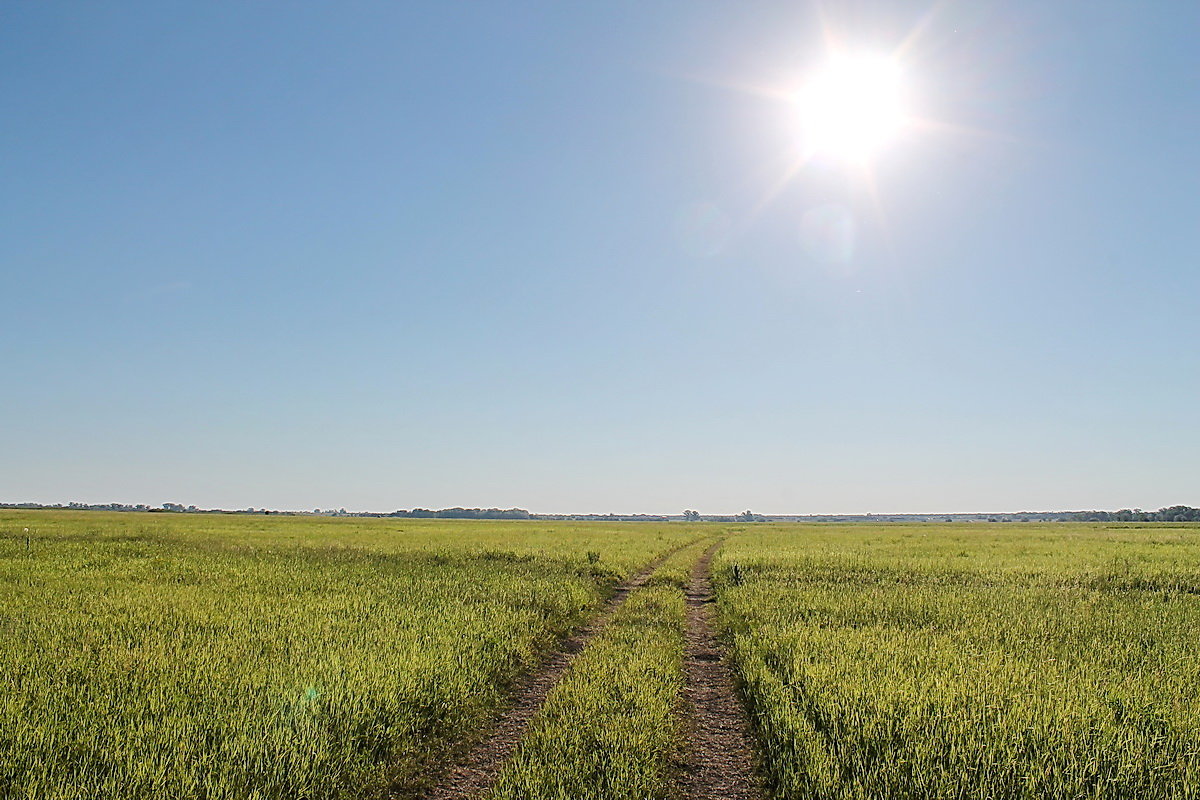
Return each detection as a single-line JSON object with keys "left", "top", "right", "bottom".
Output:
{"left": 3, "top": 2, "right": 1197, "bottom": 514}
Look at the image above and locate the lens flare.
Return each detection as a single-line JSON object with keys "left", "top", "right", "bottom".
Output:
{"left": 800, "top": 204, "right": 857, "bottom": 269}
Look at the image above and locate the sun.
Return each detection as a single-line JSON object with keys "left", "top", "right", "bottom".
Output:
{"left": 796, "top": 53, "right": 904, "bottom": 162}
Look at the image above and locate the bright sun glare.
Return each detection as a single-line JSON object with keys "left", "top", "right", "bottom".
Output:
{"left": 796, "top": 53, "right": 904, "bottom": 162}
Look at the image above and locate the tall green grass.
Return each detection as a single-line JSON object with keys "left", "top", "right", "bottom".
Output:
{"left": 0, "top": 511, "right": 698, "bottom": 800}
{"left": 716, "top": 523, "right": 1200, "bottom": 799}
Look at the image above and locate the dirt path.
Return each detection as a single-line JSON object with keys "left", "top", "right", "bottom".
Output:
{"left": 676, "top": 542, "right": 764, "bottom": 800}
{"left": 418, "top": 541, "right": 694, "bottom": 800}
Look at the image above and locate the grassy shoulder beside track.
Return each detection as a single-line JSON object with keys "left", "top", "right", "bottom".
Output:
{"left": 0, "top": 511, "right": 700, "bottom": 800}
{"left": 715, "top": 523, "right": 1200, "bottom": 800}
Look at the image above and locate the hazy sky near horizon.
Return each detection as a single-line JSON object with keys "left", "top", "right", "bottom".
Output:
{"left": 3, "top": 2, "right": 1198, "bottom": 514}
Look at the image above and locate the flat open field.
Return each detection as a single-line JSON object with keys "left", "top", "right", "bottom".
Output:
{"left": 3, "top": 513, "right": 1199, "bottom": 799}
{"left": 0, "top": 511, "right": 699, "bottom": 799}
{"left": 716, "top": 523, "right": 1200, "bottom": 799}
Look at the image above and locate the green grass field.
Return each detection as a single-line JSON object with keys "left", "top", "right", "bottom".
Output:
{"left": 716, "top": 523, "right": 1200, "bottom": 799}
{"left": 4, "top": 512, "right": 1200, "bottom": 799}
{"left": 0, "top": 511, "right": 698, "bottom": 799}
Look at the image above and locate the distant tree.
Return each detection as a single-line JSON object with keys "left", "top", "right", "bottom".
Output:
{"left": 683, "top": 510, "right": 700, "bottom": 521}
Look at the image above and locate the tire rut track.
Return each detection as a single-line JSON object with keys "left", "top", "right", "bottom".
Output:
{"left": 417, "top": 539, "right": 697, "bottom": 800}
{"left": 676, "top": 541, "right": 764, "bottom": 800}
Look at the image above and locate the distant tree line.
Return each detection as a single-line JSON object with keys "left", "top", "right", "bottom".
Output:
{"left": 3, "top": 502, "right": 1195, "bottom": 523}
{"left": 385, "top": 507, "right": 532, "bottom": 520}
{"left": 682, "top": 510, "right": 768, "bottom": 523}
{"left": 0, "top": 502, "right": 533, "bottom": 519}
{"left": 531, "top": 513, "right": 670, "bottom": 522}
{"left": 1064, "top": 506, "right": 1200, "bottom": 523}
{"left": 0, "top": 501, "right": 213, "bottom": 513}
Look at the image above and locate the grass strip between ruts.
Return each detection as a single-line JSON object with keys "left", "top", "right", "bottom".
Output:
{"left": 488, "top": 583, "right": 687, "bottom": 800}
